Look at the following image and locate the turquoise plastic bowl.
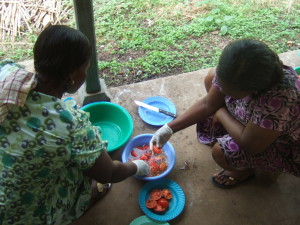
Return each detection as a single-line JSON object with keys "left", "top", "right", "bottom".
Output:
{"left": 81, "top": 102, "right": 134, "bottom": 152}
{"left": 121, "top": 134, "right": 176, "bottom": 181}
{"left": 294, "top": 67, "right": 300, "bottom": 76}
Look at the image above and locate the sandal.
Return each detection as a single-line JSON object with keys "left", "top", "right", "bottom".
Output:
{"left": 84, "top": 182, "right": 112, "bottom": 213}
{"left": 211, "top": 169, "right": 255, "bottom": 189}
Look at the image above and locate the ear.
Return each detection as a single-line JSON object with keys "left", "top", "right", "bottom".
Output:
{"left": 68, "top": 70, "right": 77, "bottom": 82}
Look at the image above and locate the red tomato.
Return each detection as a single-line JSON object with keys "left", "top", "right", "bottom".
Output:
{"left": 159, "top": 163, "right": 167, "bottom": 171}
{"left": 157, "top": 198, "right": 169, "bottom": 208}
{"left": 162, "top": 189, "right": 172, "bottom": 199}
{"left": 149, "top": 189, "right": 162, "bottom": 200}
{"left": 153, "top": 204, "right": 166, "bottom": 212}
{"left": 136, "top": 146, "right": 144, "bottom": 150}
{"left": 130, "top": 150, "right": 137, "bottom": 157}
{"left": 150, "top": 163, "right": 159, "bottom": 173}
{"left": 143, "top": 145, "right": 149, "bottom": 150}
{"left": 146, "top": 199, "right": 157, "bottom": 209}
{"left": 153, "top": 145, "right": 162, "bottom": 154}
{"left": 144, "top": 153, "right": 151, "bottom": 159}
{"left": 140, "top": 155, "right": 148, "bottom": 160}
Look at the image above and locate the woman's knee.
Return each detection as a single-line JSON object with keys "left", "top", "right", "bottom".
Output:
{"left": 211, "top": 143, "right": 225, "bottom": 163}
{"left": 204, "top": 68, "right": 216, "bottom": 92}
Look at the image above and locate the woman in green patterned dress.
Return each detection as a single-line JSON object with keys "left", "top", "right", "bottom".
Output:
{"left": 0, "top": 25, "right": 149, "bottom": 225}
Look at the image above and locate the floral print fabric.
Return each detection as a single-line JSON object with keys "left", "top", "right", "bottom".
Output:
{"left": 0, "top": 91, "right": 107, "bottom": 225}
{"left": 197, "top": 66, "right": 300, "bottom": 176}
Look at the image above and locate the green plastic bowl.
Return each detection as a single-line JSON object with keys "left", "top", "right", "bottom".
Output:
{"left": 81, "top": 102, "right": 134, "bottom": 152}
{"left": 294, "top": 67, "right": 300, "bottom": 76}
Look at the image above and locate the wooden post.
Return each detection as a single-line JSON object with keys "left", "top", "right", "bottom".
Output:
{"left": 72, "top": 0, "right": 100, "bottom": 93}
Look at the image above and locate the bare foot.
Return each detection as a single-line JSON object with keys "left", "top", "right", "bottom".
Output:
{"left": 212, "top": 169, "right": 255, "bottom": 188}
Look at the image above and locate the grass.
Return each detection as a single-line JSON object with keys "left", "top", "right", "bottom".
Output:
{"left": 1, "top": 0, "right": 300, "bottom": 87}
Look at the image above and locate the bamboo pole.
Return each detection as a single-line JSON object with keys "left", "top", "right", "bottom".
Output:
{"left": 20, "top": 5, "right": 32, "bottom": 33}
{"left": 0, "top": 0, "right": 73, "bottom": 42}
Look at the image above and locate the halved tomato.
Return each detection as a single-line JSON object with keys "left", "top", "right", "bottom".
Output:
{"left": 140, "top": 155, "right": 148, "bottom": 160}
{"left": 143, "top": 144, "right": 149, "bottom": 150}
{"left": 159, "top": 163, "right": 167, "bottom": 171}
{"left": 136, "top": 145, "right": 144, "bottom": 150}
{"left": 153, "top": 145, "right": 162, "bottom": 154}
{"left": 157, "top": 198, "right": 169, "bottom": 208}
{"left": 144, "top": 153, "right": 151, "bottom": 159}
{"left": 130, "top": 150, "right": 137, "bottom": 157}
{"left": 146, "top": 199, "right": 157, "bottom": 209}
{"left": 150, "top": 163, "right": 159, "bottom": 173}
{"left": 149, "top": 189, "right": 162, "bottom": 200}
{"left": 153, "top": 204, "right": 166, "bottom": 212}
{"left": 162, "top": 189, "right": 172, "bottom": 199}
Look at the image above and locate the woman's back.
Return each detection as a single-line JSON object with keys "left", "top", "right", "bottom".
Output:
{"left": 0, "top": 91, "right": 105, "bottom": 224}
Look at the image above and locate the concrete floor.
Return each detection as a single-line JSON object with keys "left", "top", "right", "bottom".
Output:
{"left": 21, "top": 50, "right": 300, "bottom": 225}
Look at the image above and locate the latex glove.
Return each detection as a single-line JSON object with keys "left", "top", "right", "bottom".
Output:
{"left": 150, "top": 123, "right": 173, "bottom": 150}
{"left": 132, "top": 160, "right": 150, "bottom": 176}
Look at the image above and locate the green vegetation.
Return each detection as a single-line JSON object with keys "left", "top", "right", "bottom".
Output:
{"left": 1, "top": 0, "right": 300, "bottom": 86}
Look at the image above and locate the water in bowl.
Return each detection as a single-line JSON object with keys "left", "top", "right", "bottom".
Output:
{"left": 95, "top": 121, "right": 122, "bottom": 150}
{"left": 128, "top": 145, "right": 169, "bottom": 177}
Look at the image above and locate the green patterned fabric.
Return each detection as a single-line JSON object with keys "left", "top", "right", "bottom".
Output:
{"left": 0, "top": 91, "right": 107, "bottom": 225}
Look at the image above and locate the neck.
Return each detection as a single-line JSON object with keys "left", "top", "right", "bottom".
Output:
{"left": 34, "top": 82, "right": 65, "bottom": 99}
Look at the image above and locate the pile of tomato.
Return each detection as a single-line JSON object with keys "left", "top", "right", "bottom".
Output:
{"left": 146, "top": 189, "right": 172, "bottom": 212}
{"left": 129, "top": 144, "right": 168, "bottom": 177}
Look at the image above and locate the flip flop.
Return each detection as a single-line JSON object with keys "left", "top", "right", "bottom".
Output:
{"left": 90, "top": 182, "right": 112, "bottom": 203}
{"left": 211, "top": 170, "right": 255, "bottom": 189}
{"left": 85, "top": 182, "right": 112, "bottom": 212}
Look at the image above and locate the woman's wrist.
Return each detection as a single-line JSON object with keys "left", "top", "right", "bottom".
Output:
{"left": 167, "top": 121, "right": 177, "bottom": 133}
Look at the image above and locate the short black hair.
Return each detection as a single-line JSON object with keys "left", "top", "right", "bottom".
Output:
{"left": 34, "top": 25, "right": 91, "bottom": 84}
{"left": 216, "top": 39, "right": 283, "bottom": 93}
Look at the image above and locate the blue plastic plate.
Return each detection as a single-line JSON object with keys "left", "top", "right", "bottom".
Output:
{"left": 129, "top": 215, "right": 170, "bottom": 225}
{"left": 138, "top": 96, "right": 176, "bottom": 126}
{"left": 139, "top": 178, "right": 185, "bottom": 222}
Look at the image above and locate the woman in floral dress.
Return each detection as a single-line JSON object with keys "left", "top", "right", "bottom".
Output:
{"left": 150, "top": 39, "right": 300, "bottom": 188}
{"left": 0, "top": 25, "right": 149, "bottom": 224}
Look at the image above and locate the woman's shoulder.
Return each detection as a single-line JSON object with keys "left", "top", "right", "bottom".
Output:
{"left": 25, "top": 91, "right": 88, "bottom": 127}
{"left": 253, "top": 66, "right": 299, "bottom": 109}
{"left": 261, "top": 65, "right": 299, "bottom": 97}
{"left": 277, "top": 65, "right": 299, "bottom": 90}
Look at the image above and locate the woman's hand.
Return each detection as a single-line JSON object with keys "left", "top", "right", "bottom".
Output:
{"left": 132, "top": 160, "right": 150, "bottom": 176}
{"left": 150, "top": 124, "right": 173, "bottom": 149}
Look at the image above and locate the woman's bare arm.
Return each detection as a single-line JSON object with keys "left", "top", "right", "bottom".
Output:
{"left": 168, "top": 84, "right": 226, "bottom": 133}
{"left": 83, "top": 150, "right": 136, "bottom": 183}
{"left": 214, "top": 108, "right": 281, "bottom": 154}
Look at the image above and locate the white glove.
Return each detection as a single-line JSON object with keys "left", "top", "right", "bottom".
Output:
{"left": 132, "top": 160, "right": 150, "bottom": 176}
{"left": 150, "top": 123, "right": 173, "bottom": 150}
